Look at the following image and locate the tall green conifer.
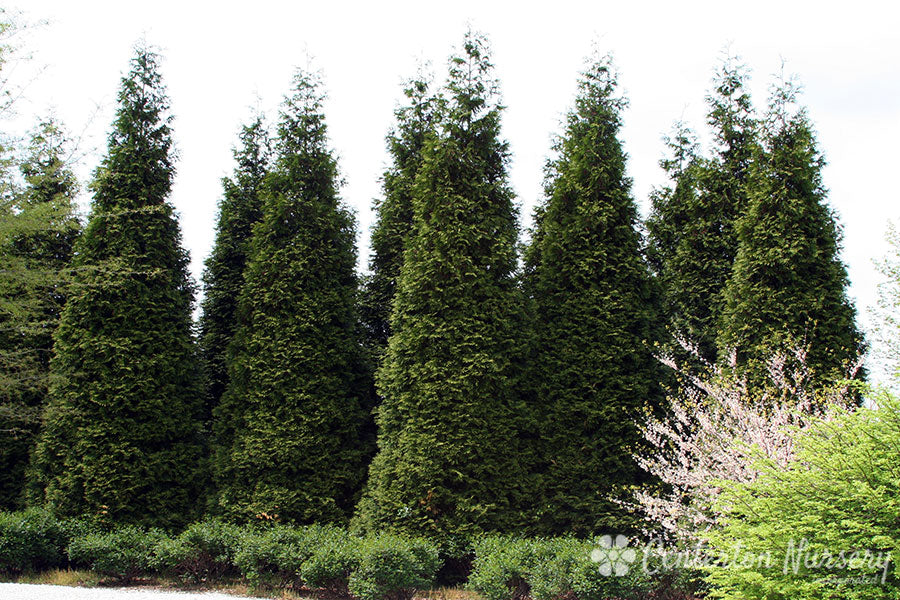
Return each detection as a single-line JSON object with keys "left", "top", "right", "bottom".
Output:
{"left": 646, "top": 59, "right": 759, "bottom": 362}
{"left": 28, "top": 47, "right": 205, "bottom": 528}
{"left": 358, "top": 33, "right": 533, "bottom": 543}
{"left": 213, "top": 70, "right": 369, "bottom": 524}
{"left": 718, "top": 80, "right": 863, "bottom": 388}
{"left": 361, "top": 72, "right": 437, "bottom": 355}
{"left": 525, "top": 56, "right": 663, "bottom": 535}
{"left": 199, "top": 116, "right": 269, "bottom": 426}
{"left": 0, "top": 119, "right": 80, "bottom": 509}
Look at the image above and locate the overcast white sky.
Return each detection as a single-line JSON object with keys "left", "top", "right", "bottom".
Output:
{"left": 7, "top": 1, "right": 900, "bottom": 341}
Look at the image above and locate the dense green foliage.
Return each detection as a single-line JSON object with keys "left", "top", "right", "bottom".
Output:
{"left": 212, "top": 70, "right": 370, "bottom": 524}
{"left": 0, "top": 507, "right": 91, "bottom": 574}
{"left": 0, "top": 120, "right": 80, "bottom": 509}
{"left": 153, "top": 519, "right": 245, "bottom": 582}
{"left": 646, "top": 60, "right": 759, "bottom": 363}
{"left": 524, "top": 56, "right": 663, "bottom": 536}
{"left": 27, "top": 47, "right": 206, "bottom": 528}
{"left": 468, "top": 535, "right": 697, "bottom": 600}
{"left": 703, "top": 391, "right": 900, "bottom": 599}
{"left": 67, "top": 526, "right": 168, "bottom": 582}
{"left": 358, "top": 33, "right": 534, "bottom": 543}
{"left": 718, "top": 82, "right": 863, "bottom": 388}
{"left": 199, "top": 116, "right": 269, "bottom": 425}
{"left": 0, "top": 27, "right": 877, "bottom": 600}
{"left": 361, "top": 72, "right": 437, "bottom": 355}
{"left": 1, "top": 512, "right": 440, "bottom": 600}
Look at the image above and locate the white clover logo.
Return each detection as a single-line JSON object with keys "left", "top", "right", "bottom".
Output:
{"left": 590, "top": 534, "right": 636, "bottom": 576}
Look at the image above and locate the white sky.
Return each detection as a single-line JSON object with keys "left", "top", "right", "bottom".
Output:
{"left": 7, "top": 0, "right": 900, "bottom": 345}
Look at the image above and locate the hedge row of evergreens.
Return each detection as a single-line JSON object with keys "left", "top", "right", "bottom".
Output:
{"left": 1, "top": 31, "right": 861, "bottom": 542}
{"left": 0, "top": 509, "right": 441, "bottom": 599}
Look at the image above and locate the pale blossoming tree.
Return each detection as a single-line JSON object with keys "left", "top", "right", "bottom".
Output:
{"left": 630, "top": 336, "right": 859, "bottom": 544}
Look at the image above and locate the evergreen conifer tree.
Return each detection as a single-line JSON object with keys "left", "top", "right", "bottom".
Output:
{"left": 28, "top": 47, "right": 205, "bottom": 528}
{"left": 199, "top": 116, "right": 269, "bottom": 425}
{"left": 213, "top": 70, "right": 369, "bottom": 524}
{"left": 718, "top": 80, "right": 863, "bottom": 388}
{"left": 358, "top": 33, "right": 533, "bottom": 543}
{"left": 646, "top": 59, "right": 759, "bottom": 362}
{"left": 360, "top": 72, "right": 436, "bottom": 355}
{"left": 0, "top": 119, "right": 80, "bottom": 509}
{"left": 524, "top": 56, "right": 663, "bottom": 535}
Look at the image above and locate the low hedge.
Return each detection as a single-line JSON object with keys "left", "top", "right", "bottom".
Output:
{"left": 468, "top": 535, "right": 698, "bottom": 600}
{"left": 0, "top": 507, "right": 93, "bottom": 574}
{"left": 153, "top": 519, "right": 245, "bottom": 582}
{"left": 348, "top": 534, "right": 441, "bottom": 600}
{"left": 1, "top": 509, "right": 441, "bottom": 599}
{"left": 67, "top": 525, "right": 168, "bottom": 582}
{"left": 8, "top": 510, "right": 705, "bottom": 600}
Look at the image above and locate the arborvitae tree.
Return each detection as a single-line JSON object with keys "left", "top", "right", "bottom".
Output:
{"left": 213, "top": 70, "right": 369, "bottom": 524}
{"left": 645, "top": 123, "right": 704, "bottom": 349}
{"left": 0, "top": 119, "right": 80, "bottom": 509}
{"left": 718, "top": 80, "right": 863, "bottom": 388}
{"left": 524, "top": 56, "right": 663, "bottom": 536}
{"left": 357, "top": 33, "right": 533, "bottom": 543}
{"left": 360, "top": 71, "right": 437, "bottom": 355}
{"left": 199, "top": 116, "right": 269, "bottom": 426}
{"left": 646, "top": 59, "right": 759, "bottom": 363}
{"left": 28, "top": 48, "right": 205, "bottom": 528}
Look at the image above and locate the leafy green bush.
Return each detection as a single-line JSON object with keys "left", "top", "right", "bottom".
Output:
{"left": 153, "top": 519, "right": 244, "bottom": 582}
{"left": 299, "top": 530, "right": 360, "bottom": 591}
{"left": 67, "top": 526, "right": 168, "bottom": 582}
{"left": 468, "top": 535, "right": 695, "bottom": 600}
{"left": 0, "top": 508, "right": 91, "bottom": 574}
{"left": 234, "top": 523, "right": 347, "bottom": 586}
{"left": 467, "top": 536, "right": 537, "bottom": 600}
{"left": 704, "top": 391, "right": 900, "bottom": 599}
{"left": 347, "top": 534, "right": 441, "bottom": 600}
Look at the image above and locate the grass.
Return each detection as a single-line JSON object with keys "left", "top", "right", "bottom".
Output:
{"left": 15, "top": 568, "right": 100, "bottom": 587}
{"left": 419, "top": 588, "right": 482, "bottom": 600}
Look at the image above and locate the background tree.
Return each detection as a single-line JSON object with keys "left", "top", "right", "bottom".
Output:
{"left": 718, "top": 79, "right": 863, "bottom": 390}
{"left": 360, "top": 70, "right": 437, "bottom": 356}
{"left": 358, "top": 33, "right": 534, "bottom": 544}
{"left": 870, "top": 223, "right": 900, "bottom": 388}
{"left": 199, "top": 115, "right": 269, "bottom": 427}
{"left": 28, "top": 47, "right": 205, "bottom": 528}
{"left": 646, "top": 58, "right": 759, "bottom": 363}
{"left": 213, "top": 69, "right": 370, "bottom": 524}
{"left": 524, "top": 55, "right": 663, "bottom": 536}
{"left": 0, "top": 119, "right": 80, "bottom": 509}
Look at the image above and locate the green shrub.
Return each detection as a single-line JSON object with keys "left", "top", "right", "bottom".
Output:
{"left": 300, "top": 531, "right": 360, "bottom": 591}
{"left": 234, "top": 523, "right": 347, "bottom": 586}
{"left": 468, "top": 535, "right": 684, "bottom": 600}
{"left": 347, "top": 534, "right": 441, "bottom": 600}
{"left": 467, "top": 536, "right": 538, "bottom": 600}
{"left": 703, "top": 391, "right": 900, "bottom": 599}
{"left": 153, "top": 519, "right": 244, "bottom": 582}
{"left": 67, "top": 526, "right": 168, "bottom": 582}
{"left": 0, "top": 508, "right": 91, "bottom": 574}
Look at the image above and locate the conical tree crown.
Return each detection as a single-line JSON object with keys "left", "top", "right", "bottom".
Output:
{"left": 358, "top": 32, "right": 532, "bottom": 543}
{"left": 0, "top": 119, "right": 80, "bottom": 510}
{"left": 213, "top": 69, "right": 369, "bottom": 524}
{"left": 28, "top": 47, "right": 204, "bottom": 528}
{"left": 199, "top": 116, "right": 269, "bottom": 424}
{"left": 525, "top": 56, "right": 663, "bottom": 535}
{"left": 361, "top": 71, "right": 437, "bottom": 352}
{"left": 646, "top": 59, "right": 759, "bottom": 363}
{"left": 718, "top": 80, "right": 863, "bottom": 389}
